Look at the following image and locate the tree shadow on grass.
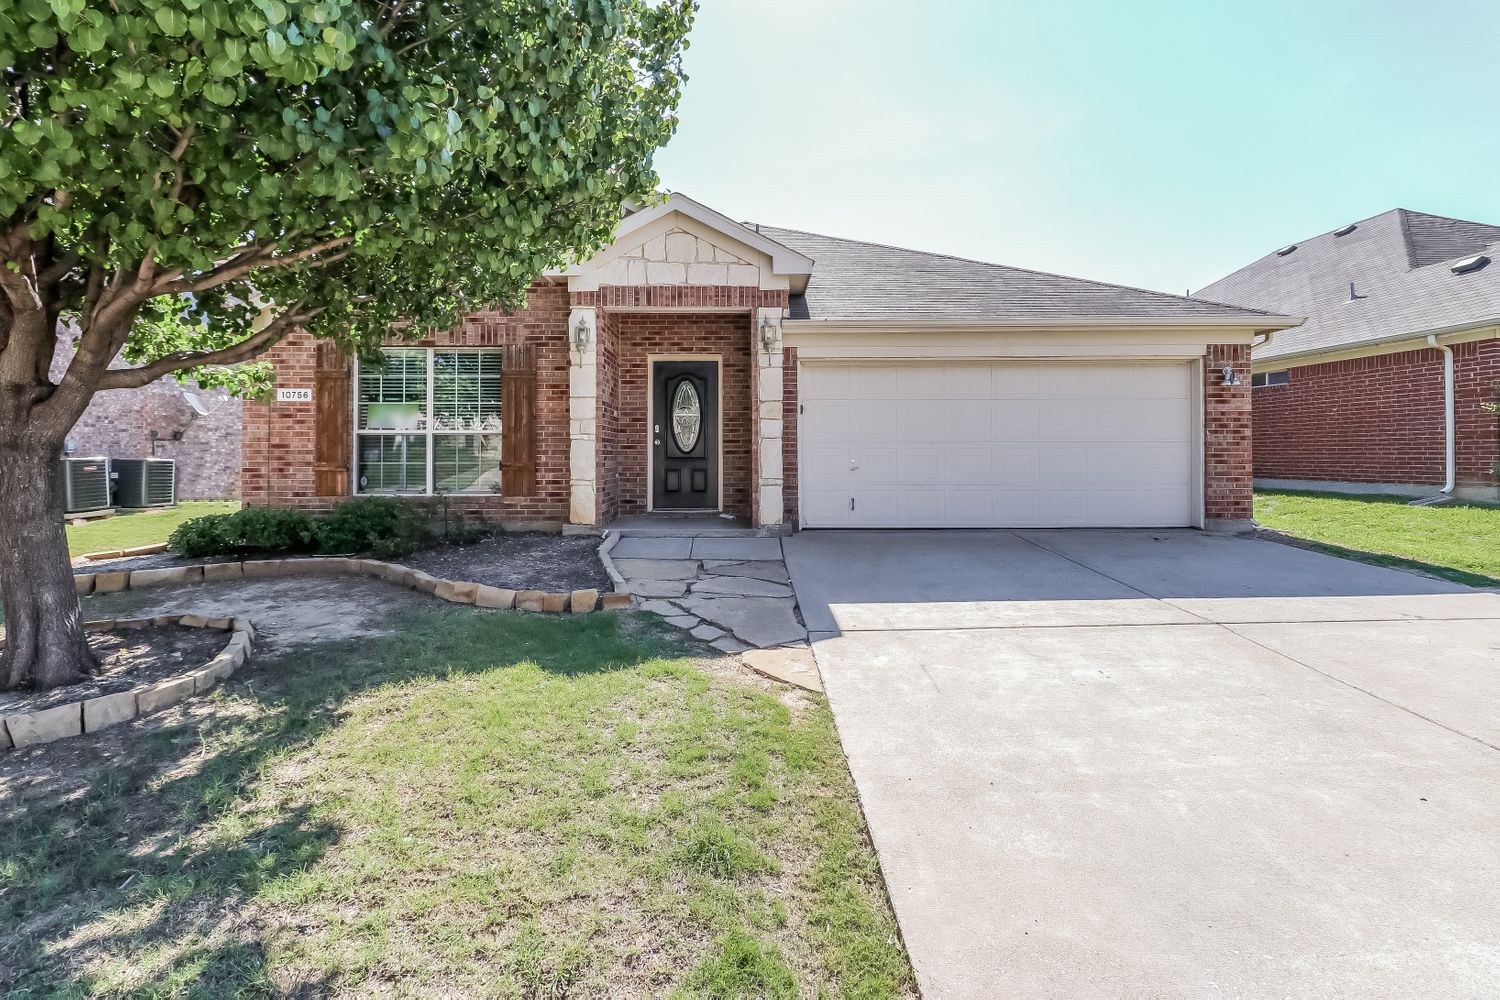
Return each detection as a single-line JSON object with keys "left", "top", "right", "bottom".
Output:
{"left": 0, "top": 606, "right": 692, "bottom": 995}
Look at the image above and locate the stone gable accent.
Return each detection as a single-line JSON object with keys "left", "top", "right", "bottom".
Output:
{"left": 588, "top": 226, "right": 761, "bottom": 288}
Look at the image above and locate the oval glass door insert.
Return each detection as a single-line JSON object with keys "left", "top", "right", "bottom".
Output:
{"left": 671, "top": 379, "right": 702, "bottom": 452}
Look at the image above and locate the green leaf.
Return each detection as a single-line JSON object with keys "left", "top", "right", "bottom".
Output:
{"left": 27, "top": 22, "right": 59, "bottom": 47}
{"left": 155, "top": 6, "right": 189, "bottom": 37}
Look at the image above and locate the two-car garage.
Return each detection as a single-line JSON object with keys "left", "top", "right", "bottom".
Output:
{"left": 796, "top": 360, "right": 1198, "bottom": 529}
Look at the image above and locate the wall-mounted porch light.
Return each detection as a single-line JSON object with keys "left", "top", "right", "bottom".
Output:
{"left": 571, "top": 315, "right": 592, "bottom": 354}
{"left": 1221, "top": 365, "right": 1243, "bottom": 387}
{"left": 759, "top": 315, "right": 779, "bottom": 352}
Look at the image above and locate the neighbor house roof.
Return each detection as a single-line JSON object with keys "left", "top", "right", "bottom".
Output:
{"left": 1195, "top": 209, "right": 1500, "bottom": 363}
{"left": 756, "top": 226, "right": 1287, "bottom": 327}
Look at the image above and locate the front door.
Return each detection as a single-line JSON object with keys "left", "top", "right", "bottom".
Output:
{"left": 652, "top": 360, "right": 719, "bottom": 510}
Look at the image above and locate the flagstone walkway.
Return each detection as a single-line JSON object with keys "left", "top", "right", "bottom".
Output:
{"left": 607, "top": 534, "right": 808, "bottom": 653}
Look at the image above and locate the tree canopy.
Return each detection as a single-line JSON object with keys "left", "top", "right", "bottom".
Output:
{"left": 1, "top": 0, "right": 694, "bottom": 412}
{"left": 0, "top": 0, "right": 693, "bottom": 692}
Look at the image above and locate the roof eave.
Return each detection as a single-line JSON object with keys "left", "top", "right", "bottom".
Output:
{"left": 1256, "top": 317, "right": 1500, "bottom": 366}
{"left": 784, "top": 315, "right": 1304, "bottom": 333}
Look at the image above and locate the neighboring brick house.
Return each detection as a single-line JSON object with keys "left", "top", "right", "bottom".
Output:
{"left": 245, "top": 194, "right": 1293, "bottom": 531}
{"left": 1198, "top": 209, "right": 1500, "bottom": 503}
{"left": 51, "top": 333, "right": 243, "bottom": 500}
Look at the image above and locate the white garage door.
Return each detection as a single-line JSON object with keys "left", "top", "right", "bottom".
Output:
{"left": 798, "top": 361, "right": 1196, "bottom": 528}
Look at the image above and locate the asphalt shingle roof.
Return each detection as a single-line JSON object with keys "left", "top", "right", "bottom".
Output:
{"left": 1195, "top": 209, "right": 1500, "bottom": 362}
{"left": 753, "top": 226, "right": 1275, "bottom": 323}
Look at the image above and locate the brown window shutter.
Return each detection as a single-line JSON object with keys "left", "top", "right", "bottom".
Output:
{"left": 501, "top": 343, "right": 537, "bottom": 496}
{"left": 313, "top": 343, "right": 351, "bottom": 496}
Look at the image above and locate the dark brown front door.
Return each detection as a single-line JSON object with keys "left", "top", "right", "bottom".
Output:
{"left": 652, "top": 360, "right": 719, "bottom": 510}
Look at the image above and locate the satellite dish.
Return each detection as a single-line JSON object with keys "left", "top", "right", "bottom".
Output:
{"left": 181, "top": 389, "right": 226, "bottom": 418}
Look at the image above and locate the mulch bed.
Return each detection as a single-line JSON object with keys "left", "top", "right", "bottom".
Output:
{"left": 0, "top": 625, "right": 226, "bottom": 716}
{"left": 72, "top": 550, "right": 238, "bottom": 573}
{"left": 72, "top": 531, "right": 611, "bottom": 594}
{"left": 400, "top": 532, "right": 610, "bottom": 593}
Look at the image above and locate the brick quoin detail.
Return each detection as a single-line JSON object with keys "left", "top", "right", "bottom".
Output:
{"left": 1204, "top": 344, "right": 1254, "bottom": 522}
{"left": 1255, "top": 340, "right": 1500, "bottom": 489}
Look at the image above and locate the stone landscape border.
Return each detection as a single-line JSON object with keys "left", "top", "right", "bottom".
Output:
{"left": 0, "top": 614, "right": 255, "bottom": 752}
{"left": 78, "top": 541, "right": 170, "bottom": 562}
{"left": 73, "top": 556, "right": 635, "bottom": 614}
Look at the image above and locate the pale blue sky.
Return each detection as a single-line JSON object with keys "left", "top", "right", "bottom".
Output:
{"left": 653, "top": 0, "right": 1500, "bottom": 295}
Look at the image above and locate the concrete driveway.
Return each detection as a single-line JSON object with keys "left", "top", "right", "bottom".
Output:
{"left": 783, "top": 529, "right": 1500, "bottom": 999}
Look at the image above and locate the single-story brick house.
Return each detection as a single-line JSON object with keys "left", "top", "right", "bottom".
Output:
{"left": 1197, "top": 208, "right": 1500, "bottom": 502}
{"left": 51, "top": 332, "right": 243, "bottom": 500}
{"left": 243, "top": 194, "right": 1297, "bottom": 531}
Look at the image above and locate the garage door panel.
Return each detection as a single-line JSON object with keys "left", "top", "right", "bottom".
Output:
{"left": 895, "top": 399, "right": 943, "bottom": 444}
{"left": 897, "top": 449, "right": 946, "bottom": 483}
{"left": 943, "top": 490, "right": 995, "bottom": 525}
{"left": 851, "top": 447, "right": 900, "bottom": 482}
{"left": 1132, "top": 399, "right": 1189, "bottom": 441}
{"left": 943, "top": 400, "right": 994, "bottom": 442}
{"left": 1038, "top": 443, "right": 1089, "bottom": 481}
{"left": 1088, "top": 445, "right": 1141, "bottom": 484}
{"left": 800, "top": 445, "right": 852, "bottom": 486}
{"left": 1038, "top": 402, "right": 1090, "bottom": 441}
{"left": 801, "top": 364, "right": 851, "bottom": 399}
{"left": 1085, "top": 400, "right": 1137, "bottom": 438}
{"left": 944, "top": 446, "right": 993, "bottom": 482}
{"left": 848, "top": 405, "right": 897, "bottom": 444}
{"left": 993, "top": 445, "right": 1042, "bottom": 484}
{"left": 1131, "top": 444, "right": 1191, "bottom": 484}
{"left": 799, "top": 362, "right": 1195, "bottom": 528}
{"left": 992, "top": 401, "right": 1041, "bottom": 440}
{"left": 851, "top": 490, "right": 902, "bottom": 524}
{"left": 855, "top": 366, "right": 901, "bottom": 398}
{"left": 897, "top": 366, "right": 945, "bottom": 397}
{"left": 943, "top": 365, "right": 993, "bottom": 397}
{"left": 1128, "top": 364, "right": 1189, "bottom": 396}
{"left": 899, "top": 489, "right": 949, "bottom": 525}
{"left": 803, "top": 490, "right": 853, "bottom": 525}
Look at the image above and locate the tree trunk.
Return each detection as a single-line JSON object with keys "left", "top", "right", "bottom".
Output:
{"left": 0, "top": 436, "right": 98, "bottom": 691}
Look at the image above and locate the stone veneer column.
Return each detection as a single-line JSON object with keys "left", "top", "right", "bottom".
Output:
{"left": 568, "top": 306, "right": 599, "bottom": 526}
{"left": 752, "top": 307, "right": 785, "bottom": 528}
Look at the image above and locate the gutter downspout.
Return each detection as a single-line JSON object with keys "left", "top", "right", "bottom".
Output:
{"left": 1426, "top": 334, "right": 1456, "bottom": 494}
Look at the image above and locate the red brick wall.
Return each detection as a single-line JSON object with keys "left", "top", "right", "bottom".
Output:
{"left": 52, "top": 334, "right": 243, "bottom": 500}
{"left": 1253, "top": 340, "right": 1500, "bottom": 490}
{"left": 605, "top": 311, "right": 754, "bottom": 518}
{"left": 1451, "top": 340, "right": 1498, "bottom": 488}
{"left": 783, "top": 347, "right": 799, "bottom": 526}
{"left": 1205, "top": 344, "right": 1254, "bottom": 522}
{"left": 242, "top": 280, "right": 573, "bottom": 523}
{"left": 595, "top": 307, "right": 622, "bottom": 525}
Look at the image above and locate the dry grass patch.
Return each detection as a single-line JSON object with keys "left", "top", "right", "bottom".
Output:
{"left": 0, "top": 606, "right": 912, "bottom": 998}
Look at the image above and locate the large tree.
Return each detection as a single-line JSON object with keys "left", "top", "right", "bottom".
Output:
{"left": 0, "top": 0, "right": 693, "bottom": 690}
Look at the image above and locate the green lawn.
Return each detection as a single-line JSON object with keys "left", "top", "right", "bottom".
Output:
{"left": 0, "top": 607, "right": 913, "bottom": 997}
{"left": 66, "top": 501, "right": 240, "bottom": 557}
{"left": 1255, "top": 489, "right": 1500, "bottom": 587}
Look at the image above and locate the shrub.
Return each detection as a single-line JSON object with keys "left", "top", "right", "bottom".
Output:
{"left": 168, "top": 507, "right": 318, "bottom": 557}
{"left": 314, "top": 496, "right": 430, "bottom": 558}
{"left": 168, "top": 497, "right": 431, "bottom": 559}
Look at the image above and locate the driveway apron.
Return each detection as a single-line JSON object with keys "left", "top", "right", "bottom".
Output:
{"left": 785, "top": 529, "right": 1500, "bottom": 999}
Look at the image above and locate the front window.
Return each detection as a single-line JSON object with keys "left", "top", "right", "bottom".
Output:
{"left": 356, "top": 348, "right": 503, "bottom": 494}
{"left": 1251, "top": 370, "right": 1289, "bottom": 388}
